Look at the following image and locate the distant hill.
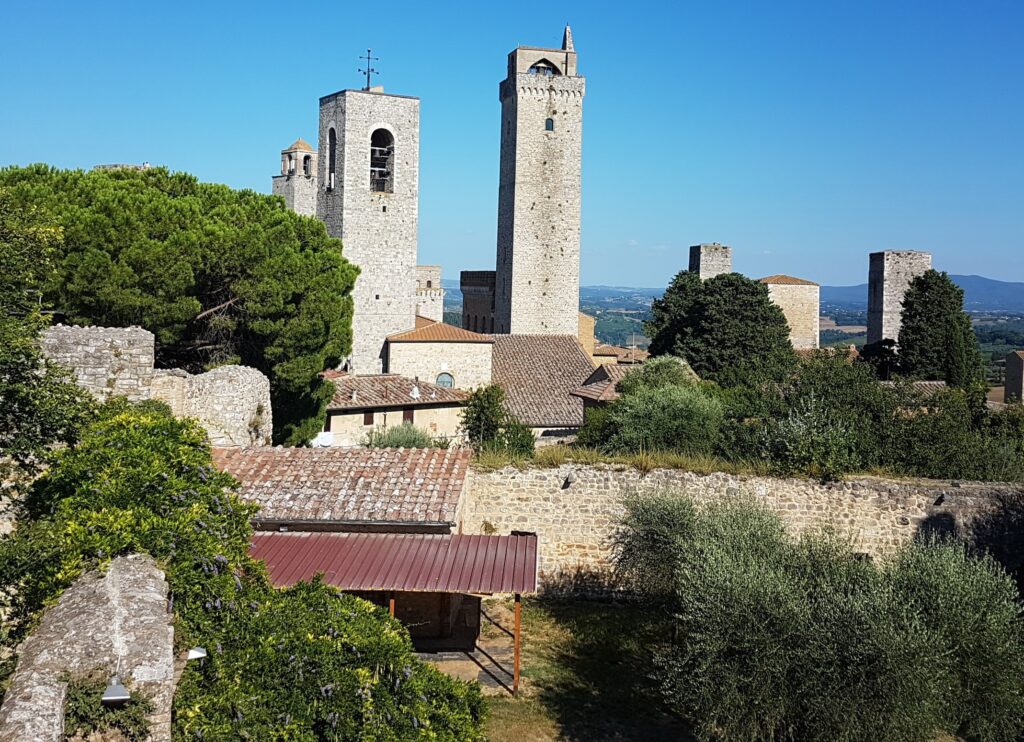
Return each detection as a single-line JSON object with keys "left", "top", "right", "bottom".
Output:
{"left": 822, "top": 275, "right": 1024, "bottom": 312}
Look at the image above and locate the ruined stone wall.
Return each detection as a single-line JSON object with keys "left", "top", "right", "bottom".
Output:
{"left": 317, "top": 89, "right": 420, "bottom": 373}
{"left": 494, "top": 70, "right": 584, "bottom": 335}
{"left": 41, "top": 326, "right": 273, "bottom": 446}
{"left": 386, "top": 341, "right": 493, "bottom": 391}
{"left": 40, "top": 324, "right": 154, "bottom": 402}
{"left": 0, "top": 555, "right": 177, "bottom": 742}
{"left": 464, "top": 465, "right": 1017, "bottom": 578}
{"left": 766, "top": 282, "right": 820, "bottom": 349}
{"left": 867, "top": 250, "right": 932, "bottom": 345}
{"left": 688, "top": 243, "right": 733, "bottom": 280}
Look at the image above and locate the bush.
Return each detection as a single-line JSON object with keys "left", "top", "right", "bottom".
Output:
{"left": 495, "top": 417, "right": 535, "bottom": 458}
{"left": 759, "top": 394, "right": 861, "bottom": 480}
{"left": 604, "top": 385, "right": 724, "bottom": 456}
{"left": 575, "top": 405, "right": 610, "bottom": 449}
{"left": 363, "top": 423, "right": 449, "bottom": 449}
{"left": 461, "top": 385, "right": 507, "bottom": 452}
{"left": 615, "top": 494, "right": 1024, "bottom": 742}
{"left": 615, "top": 356, "right": 699, "bottom": 396}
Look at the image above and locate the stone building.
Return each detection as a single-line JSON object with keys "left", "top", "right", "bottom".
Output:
{"left": 867, "top": 250, "right": 932, "bottom": 345}
{"left": 759, "top": 275, "right": 820, "bottom": 350}
{"left": 271, "top": 138, "right": 317, "bottom": 216}
{"left": 414, "top": 265, "right": 445, "bottom": 323}
{"left": 460, "top": 270, "right": 496, "bottom": 332}
{"left": 317, "top": 86, "right": 420, "bottom": 373}
{"left": 689, "top": 243, "right": 733, "bottom": 280}
{"left": 492, "top": 26, "right": 585, "bottom": 335}
{"left": 1006, "top": 351, "right": 1024, "bottom": 404}
{"left": 386, "top": 316, "right": 494, "bottom": 391}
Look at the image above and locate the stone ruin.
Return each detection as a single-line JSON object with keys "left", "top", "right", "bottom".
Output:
{"left": 0, "top": 555, "right": 177, "bottom": 741}
{"left": 41, "top": 325, "right": 273, "bottom": 446}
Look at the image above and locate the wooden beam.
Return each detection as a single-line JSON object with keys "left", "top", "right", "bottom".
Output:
{"left": 389, "top": 594, "right": 396, "bottom": 618}
{"left": 513, "top": 593, "right": 521, "bottom": 695}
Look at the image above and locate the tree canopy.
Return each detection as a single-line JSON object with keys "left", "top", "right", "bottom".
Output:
{"left": 646, "top": 271, "right": 797, "bottom": 387}
{"left": 0, "top": 165, "right": 359, "bottom": 445}
{"left": 898, "top": 269, "right": 984, "bottom": 388}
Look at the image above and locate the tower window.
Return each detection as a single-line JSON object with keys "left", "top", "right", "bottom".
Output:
{"left": 436, "top": 373, "right": 454, "bottom": 388}
{"left": 545, "top": 118, "right": 554, "bottom": 132}
{"left": 327, "top": 128, "right": 337, "bottom": 190}
{"left": 302, "top": 155, "right": 311, "bottom": 176}
{"left": 370, "top": 129, "right": 394, "bottom": 193}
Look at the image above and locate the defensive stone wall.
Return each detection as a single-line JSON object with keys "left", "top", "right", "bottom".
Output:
{"left": 41, "top": 325, "right": 272, "bottom": 446}
{"left": 0, "top": 555, "right": 177, "bottom": 741}
{"left": 463, "top": 465, "right": 1019, "bottom": 579}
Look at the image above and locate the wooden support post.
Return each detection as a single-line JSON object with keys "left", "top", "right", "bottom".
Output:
{"left": 389, "top": 594, "right": 396, "bottom": 618}
{"left": 513, "top": 593, "right": 521, "bottom": 695}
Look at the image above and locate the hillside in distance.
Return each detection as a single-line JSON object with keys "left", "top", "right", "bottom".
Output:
{"left": 822, "top": 275, "right": 1024, "bottom": 312}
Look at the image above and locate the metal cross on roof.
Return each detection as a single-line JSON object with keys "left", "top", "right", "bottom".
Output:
{"left": 358, "top": 49, "right": 380, "bottom": 90}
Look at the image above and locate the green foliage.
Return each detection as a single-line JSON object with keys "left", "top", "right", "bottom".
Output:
{"left": 604, "top": 385, "right": 724, "bottom": 456}
{"left": 615, "top": 356, "right": 698, "bottom": 397}
{"left": 0, "top": 165, "right": 359, "bottom": 445}
{"left": 575, "top": 406, "right": 611, "bottom": 449}
{"left": 363, "top": 423, "right": 450, "bottom": 449}
{"left": 492, "top": 417, "right": 536, "bottom": 458}
{"left": 0, "top": 190, "right": 96, "bottom": 494}
{"left": 615, "top": 494, "right": 1024, "bottom": 742}
{"left": 899, "top": 270, "right": 985, "bottom": 387}
{"left": 646, "top": 271, "right": 797, "bottom": 387}
{"left": 462, "top": 384, "right": 534, "bottom": 457}
{"left": 0, "top": 402, "right": 485, "bottom": 739}
{"left": 62, "top": 672, "right": 154, "bottom": 742}
{"left": 759, "top": 394, "right": 861, "bottom": 481}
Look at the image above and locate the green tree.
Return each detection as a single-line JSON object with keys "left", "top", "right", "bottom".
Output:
{"left": 899, "top": 270, "right": 984, "bottom": 387}
{"left": 0, "top": 190, "right": 94, "bottom": 495}
{"left": 615, "top": 355, "right": 699, "bottom": 396}
{"left": 461, "top": 385, "right": 508, "bottom": 451}
{"left": 647, "top": 271, "right": 797, "bottom": 387}
{"left": 0, "top": 165, "right": 359, "bottom": 445}
{"left": 605, "top": 385, "right": 724, "bottom": 455}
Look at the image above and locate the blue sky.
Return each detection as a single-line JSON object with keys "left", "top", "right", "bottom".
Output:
{"left": 1, "top": 1, "right": 1021, "bottom": 288}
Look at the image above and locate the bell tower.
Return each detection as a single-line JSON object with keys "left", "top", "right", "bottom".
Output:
{"left": 271, "top": 138, "right": 317, "bottom": 216}
{"left": 494, "top": 25, "right": 586, "bottom": 335}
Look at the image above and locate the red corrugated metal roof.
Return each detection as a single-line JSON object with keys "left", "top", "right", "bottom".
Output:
{"left": 250, "top": 532, "right": 538, "bottom": 595}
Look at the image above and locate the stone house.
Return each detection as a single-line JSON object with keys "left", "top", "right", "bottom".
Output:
{"left": 759, "top": 274, "right": 820, "bottom": 350}
{"left": 385, "top": 316, "right": 493, "bottom": 391}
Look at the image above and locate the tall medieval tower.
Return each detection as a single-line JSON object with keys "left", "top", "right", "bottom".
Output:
{"left": 271, "top": 139, "right": 318, "bottom": 216}
{"left": 317, "top": 87, "right": 420, "bottom": 373}
{"left": 493, "top": 26, "right": 585, "bottom": 335}
{"left": 867, "top": 250, "right": 932, "bottom": 346}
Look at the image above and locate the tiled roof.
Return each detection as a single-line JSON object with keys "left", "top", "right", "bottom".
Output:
{"left": 570, "top": 363, "right": 638, "bottom": 403}
{"left": 880, "top": 380, "right": 948, "bottom": 396}
{"left": 213, "top": 446, "right": 471, "bottom": 526}
{"left": 758, "top": 274, "right": 819, "bottom": 286}
{"left": 283, "top": 138, "right": 314, "bottom": 153}
{"left": 491, "top": 335, "right": 595, "bottom": 427}
{"left": 388, "top": 317, "right": 493, "bottom": 343}
{"left": 326, "top": 374, "right": 468, "bottom": 411}
{"left": 593, "top": 344, "right": 650, "bottom": 363}
{"left": 1014, "top": 350, "right": 1024, "bottom": 359}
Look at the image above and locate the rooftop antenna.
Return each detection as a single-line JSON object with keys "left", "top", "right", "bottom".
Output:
{"left": 358, "top": 49, "right": 380, "bottom": 90}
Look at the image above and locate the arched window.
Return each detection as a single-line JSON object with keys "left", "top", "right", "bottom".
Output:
{"left": 370, "top": 129, "right": 394, "bottom": 193}
{"left": 303, "top": 155, "right": 311, "bottom": 176}
{"left": 528, "top": 59, "right": 560, "bottom": 76}
{"left": 327, "top": 128, "right": 337, "bottom": 190}
{"left": 436, "top": 373, "right": 454, "bottom": 389}
{"left": 287, "top": 153, "right": 295, "bottom": 175}
{"left": 545, "top": 118, "right": 554, "bottom": 132}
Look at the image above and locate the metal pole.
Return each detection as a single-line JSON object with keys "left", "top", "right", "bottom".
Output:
{"left": 513, "top": 593, "right": 521, "bottom": 695}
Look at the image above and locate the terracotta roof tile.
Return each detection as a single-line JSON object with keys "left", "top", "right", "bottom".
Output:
{"left": 570, "top": 363, "right": 638, "bottom": 402}
{"left": 213, "top": 446, "right": 471, "bottom": 525}
{"left": 491, "top": 335, "right": 595, "bottom": 427}
{"left": 388, "top": 317, "right": 493, "bottom": 343}
{"left": 593, "top": 344, "right": 650, "bottom": 363}
{"left": 326, "top": 374, "right": 468, "bottom": 410}
{"left": 283, "top": 138, "right": 314, "bottom": 153}
{"left": 758, "top": 274, "right": 819, "bottom": 286}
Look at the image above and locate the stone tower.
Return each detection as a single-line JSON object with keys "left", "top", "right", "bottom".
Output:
{"left": 759, "top": 275, "right": 820, "bottom": 350}
{"left": 317, "top": 87, "right": 420, "bottom": 373}
{"left": 867, "top": 251, "right": 932, "bottom": 345}
{"left": 493, "top": 25, "right": 585, "bottom": 335}
{"left": 271, "top": 139, "right": 318, "bottom": 216}
{"left": 688, "top": 243, "right": 733, "bottom": 280}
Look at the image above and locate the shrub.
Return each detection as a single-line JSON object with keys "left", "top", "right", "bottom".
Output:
{"left": 615, "top": 356, "right": 699, "bottom": 396}
{"left": 363, "top": 423, "right": 448, "bottom": 449}
{"left": 575, "top": 405, "right": 611, "bottom": 449}
{"left": 759, "top": 394, "right": 861, "bottom": 480}
{"left": 495, "top": 418, "right": 535, "bottom": 458}
{"left": 461, "top": 385, "right": 508, "bottom": 452}
{"left": 604, "top": 385, "right": 724, "bottom": 455}
{"left": 62, "top": 672, "right": 154, "bottom": 742}
{"left": 615, "top": 494, "right": 1024, "bottom": 742}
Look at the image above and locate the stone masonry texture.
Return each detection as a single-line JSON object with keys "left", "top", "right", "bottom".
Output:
{"left": 867, "top": 250, "right": 932, "bottom": 345}
{"left": 1005, "top": 352, "right": 1024, "bottom": 404}
{"left": 765, "top": 282, "right": 820, "bottom": 349}
{"left": 494, "top": 39, "right": 584, "bottom": 335}
{"left": 387, "top": 341, "right": 493, "bottom": 391}
{"left": 0, "top": 555, "right": 176, "bottom": 742}
{"left": 415, "top": 265, "right": 444, "bottom": 323}
{"left": 688, "top": 243, "right": 733, "bottom": 280}
{"left": 463, "top": 465, "right": 1021, "bottom": 580}
{"left": 460, "top": 270, "right": 496, "bottom": 333}
{"left": 41, "top": 325, "right": 272, "bottom": 446}
{"left": 317, "top": 89, "right": 420, "bottom": 373}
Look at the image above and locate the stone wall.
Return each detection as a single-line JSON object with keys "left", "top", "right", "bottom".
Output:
{"left": 387, "top": 340, "right": 493, "bottom": 391}
{"left": 460, "top": 270, "right": 496, "bottom": 333}
{"left": 688, "top": 243, "right": 733, "bottom": 280}
{"left": 765, "top": 281, "right": 820, "bottom": 350}
{"left": 867, "top": 250, "right": 932, "bottom": 345}
{"left": 1006, "top": 351, "right": 1024, "bottom": 404}
{"left": 325, "top": 404, "right": 464, "bottom": 446}
{"left": 41, "top": 326, "right": 272, "bottom": 446}
{"left": 0, "top": 555, "right": 177, "bottom": 741}
{"left": 414, "top": 265, "right": 444, "bottom": 322}
{"left": 463, "top": 465, "right": 1019, "bottom": 579}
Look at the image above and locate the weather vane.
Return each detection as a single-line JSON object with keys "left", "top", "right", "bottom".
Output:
{"left": 358, "top": 49, "right": 380, "bottom": 90}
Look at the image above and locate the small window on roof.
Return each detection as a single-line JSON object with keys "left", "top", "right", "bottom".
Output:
{"left": 436, "top": 373, "right": 454, "bottom": 388}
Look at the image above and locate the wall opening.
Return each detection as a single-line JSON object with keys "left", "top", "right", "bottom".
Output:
{"left": 327, "top": 128, "right": 337, "bottom": 190}
{"left": 302, "top": 155, "right": 312, "bottom": 176}
{"left": 436, "top": 373, "right": 454, "bottom": 388}
{"left": 528, "top": 59, "right": 560, "bottom": 76}
{"left": 545, "top": 118, "right": 554, "bottom": 132}
{"left": 370, "top": 129, "right": 395, "bottom": 193}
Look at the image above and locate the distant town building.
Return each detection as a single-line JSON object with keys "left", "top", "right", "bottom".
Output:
{"left": 867, "top": 250, "right": 932, "bottom": 346}
{"left": 271, "top": 138, "right": 317, "bottom": 216}
{"left": 414, "top": 265, "right": 445, "bottom": 323}
{"left": 759, "top": 275, "right": 820, "bottom": 350}
{"left": 689, "top": 243, "right": 733, "bottom": 280}
{"left": 1006, "top": 351, "right": 1024, "bottom": 404}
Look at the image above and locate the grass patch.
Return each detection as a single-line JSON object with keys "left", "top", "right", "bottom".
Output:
{"left": 483, "top": 596, "right": 689, "bottom": 742}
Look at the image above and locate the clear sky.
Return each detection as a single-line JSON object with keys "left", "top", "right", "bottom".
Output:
{"left": 1, "top": 1, "right": 1021, "bottom": 288}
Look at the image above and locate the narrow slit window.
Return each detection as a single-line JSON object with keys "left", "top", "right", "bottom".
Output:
{"left": 545, "top": 118, "right": 554, "bottom": 132}
{"left": 327, "top": 128, "right": 337, "bottom": 190}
